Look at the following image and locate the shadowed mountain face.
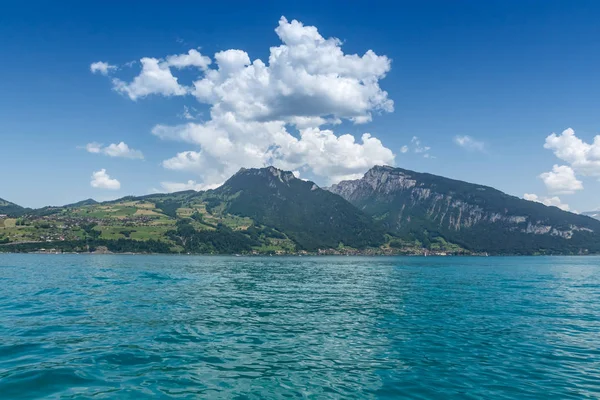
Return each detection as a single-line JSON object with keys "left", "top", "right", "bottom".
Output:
{"left": 327, "top": 166, "right": 600, "bottom": 254}
{"left": 207, "top": 167, "right": 386, "bottom": 251}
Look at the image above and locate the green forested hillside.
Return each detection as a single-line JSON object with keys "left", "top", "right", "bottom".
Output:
{"left": 0, "top": 198, "right": 29, "bottom": 217}
{"left": 0, "top": 168, "right": 390, "bottom": 254}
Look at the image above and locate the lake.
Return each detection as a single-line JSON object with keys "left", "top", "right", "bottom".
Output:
{"left": 1, "top": 255, "right": 599, "bottom": 399}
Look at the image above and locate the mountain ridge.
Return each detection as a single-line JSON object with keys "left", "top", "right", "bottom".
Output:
{"left": 0, "top": 197, "right": 29, "bottom": 217}
{"left": 327, "top": 165, "right": 600, "bottom": 254}
{"left": 207, "top": 166, "right": 386, "bottom": 251}
{"left": 2, "top": 166, "right": 600, "bottom": 255}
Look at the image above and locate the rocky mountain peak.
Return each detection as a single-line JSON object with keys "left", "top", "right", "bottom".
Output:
{"left": 237, "top": 166, "right": 296, "bottom": 183}
{"left": 329, "top": 165, "right": 417, "bottom": 199}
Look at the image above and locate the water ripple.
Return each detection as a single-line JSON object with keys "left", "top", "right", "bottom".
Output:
{"left": 1, "top": 255, "right": 600, "bottom": 399}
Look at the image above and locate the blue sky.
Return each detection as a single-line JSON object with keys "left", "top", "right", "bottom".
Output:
{"left": 1, "top": 1, "right": 600, "bottom": 212}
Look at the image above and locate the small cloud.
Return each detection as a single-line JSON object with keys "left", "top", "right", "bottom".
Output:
{"left": 82, "top": 142, "right": 144, "bottom": 160}
{"left": 524, "top": 193, "right": 571, "bottom": 212}
{"left": 454, "top": 135, "right": 485, "bottom": 152}
{"left": 539, "top": 164, "right": 583, "bottom": 194}
{"left": 85, "top": 142, "right": 102, "bottom": 153}
{"left": 90, "top": 169, "right": 121, "bottom": 190}
{"left": 160, "top": 180, "right": 221, "bottom": 193}
{"left": 90, "top": 61, "right": 117, "bottom": 76}
{"left": 179, "top": 105, "right": 200, "bottom": 120}
{"left": 544, "top": 128, "right": 600, "bottom": 178}
{"left": 401, "top": 136, "right": 432, "bottom": 158}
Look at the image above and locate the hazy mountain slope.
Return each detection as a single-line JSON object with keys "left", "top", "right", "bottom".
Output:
{"left": 0, "top": 198, "right": 28, "bottom": 217}
{"left": 328, "top": 166, "right": 600, "bottom": 254}
{"left": 64, "top": 198, "right": 99, "bottom": 208}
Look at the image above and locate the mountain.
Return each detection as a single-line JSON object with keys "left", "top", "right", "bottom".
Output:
{"left": 3, "top": 166, "right": 600, "bottom": 255}
{"left": 0, "top": 167, "right": 387, "bottom": 254}
{"left": 64, "top": 198, "right": 98, "bottom": 208}
{"left": 582, "top": 211, "right": 600, "bottom": 221}
{"left": 0, "top": 198, "right": 28, "bottom": 217}
{"left": 327, "top": 165, "right": 600, "bottom": 255}
{"left": 205, "top": 167, "right": 386, "bottom": 251}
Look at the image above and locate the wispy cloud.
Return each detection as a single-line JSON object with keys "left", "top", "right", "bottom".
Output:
{"left": 90, "top": 61, "right": 117, "bottom": 76}
{"left": 83, "top": 142, "right": 144, "bottom": 160}
{"left": 454, "top": 135, "right": 485, "bottom": 152}
{"left": 399, "top": 136, "right": 433, "bottom": 158}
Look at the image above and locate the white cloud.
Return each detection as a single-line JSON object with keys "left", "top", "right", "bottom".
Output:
{"left": 154, "top": 120, "right": 394, "bottom": 185}
{"left": 411, "top": 136, "right": 430, "bottom": 154}
{"left": 90, "top": 61, "right": 117, "bottom": 75}
{"left": 539, "top": 164, "right": 583, "bottom": 194}
{"left": 524, "top": 193, "right": 571, "bottom": 212}
{"left": 187, "top": 18, "right": 393, "bottom": 124}
{"left": 83, "top": 142, "right": 143, "bottom": 159}
{"left": 96, "top": 17, "right": 396, "bottom": 186}
{"left": 165, "top": 49, "right": 211, "bottom": 70}
{"left": 179, "top": 105, "right": 199, "bottom": 120}
{"left": 161, "top": 150, "right": 207, "bottom": 173}
{"left": 544, "top": 128, "right": 600, "bottom": 177}
{"left": 85, "top": 142, "right": 102, "bottom": 153}
{"left": 400, "top": 136, "right": 431, "bottom": 158}
{"left": 112, "top": 57, "right": 188, "bottom": 100}
{"left": 160, "top": 180, "right": 220, "bottom": 193}
{"left": 454, "top": 135, "right": 484, "bottom": 151}
{"left": 95, "top": 16, "right": 393, "bottom": 120}
{"left": 280, "top": 129, "right": 395, "bottom": 182}
{"left": 90, "top": 169, "right": 121, "bottom": 190}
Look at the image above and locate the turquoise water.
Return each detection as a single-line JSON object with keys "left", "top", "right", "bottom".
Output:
{"left": 1, "top": 255, "right": 599, "bottom": 399}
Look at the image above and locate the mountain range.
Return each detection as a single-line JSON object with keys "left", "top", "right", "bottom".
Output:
{"left": 1, "top": 166, "right": 599, "bottom": 255}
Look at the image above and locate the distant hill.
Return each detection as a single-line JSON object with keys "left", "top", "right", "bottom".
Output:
{"left": 64, "top": 198, "right": 98, "bottom": 208}
{"left": 0, "top": 198, "right": 28, "bottom": 217}
{"left": 327, "top": 165, "right": 600, "bottom": 255}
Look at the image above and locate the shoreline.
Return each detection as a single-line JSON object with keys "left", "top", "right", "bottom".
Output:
{"left": 1, "top": 251, "right": 597, "bottom": 257}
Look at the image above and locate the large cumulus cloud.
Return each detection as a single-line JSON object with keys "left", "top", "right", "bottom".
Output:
{"left": 93, "top": 17, "right": 396, "bottom": 188}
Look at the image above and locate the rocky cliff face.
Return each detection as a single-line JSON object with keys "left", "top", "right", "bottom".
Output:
{"left": 328, "top": 166, "right": 600, "bottom": 254}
